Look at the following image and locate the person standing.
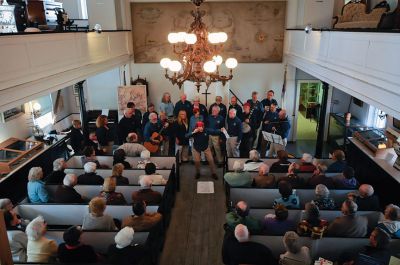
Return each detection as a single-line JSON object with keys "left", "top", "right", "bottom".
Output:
{"left": 69, "top": 120, "right": 84, "bottom": 154}
{"left": 208, "top": 105, "right": 225, "bottom": 166}
{"left": 192, "top": 96, "right": 208, "bottom": 120}
{"left": 159, "top": 92, "right": 174, "bottom": 118}
{"left": 143, "top": 113, "right": 168, "bottom": 155}
{"left": 260, "top": 102, "right": 279, "bottom": 158}
{"left": 127, "top": 102, "right": 142, "bottom": 135}
{"left": 117, "top": 108, "right": 139, "bottom": 145}
{"left": 96, "top": 115, "right": 114, "bottom": 154}
{"left": 261, "top": 90, "right": 278, "bottom": 113}
{"left": 239, "top": 103, "right": 258, "bottom": 157}
{"left": 269, "top": 109, "right": 291, "bottom": 157}
{"left": 246, "top": 91, "right": 263, "bottom": 125}
{"left": 186, "top": 121, "right": 218, "bottom": 179}
{"left": 174, "top": 110, "right": 190, "bottom": 162}
{"left": 174, "top": 94, "right": 192, "bottom": 118}
{"left": 229, "top": 96, "right": 243, "bottom": 120}
{"left": 142, "top": 103, "right": 158, "bottom": 127}
{"left": 209, "top": 96, "right": 227, "bottom": 121}
{"left": 223, "top": 109, "right": 242, "bottom": 158}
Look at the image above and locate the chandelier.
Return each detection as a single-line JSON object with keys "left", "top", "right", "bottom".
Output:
{"left": 159, "top": 0, "right": 238, "bottom": 92}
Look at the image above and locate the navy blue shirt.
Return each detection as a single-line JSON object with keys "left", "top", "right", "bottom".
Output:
{"left": 229, "top": 104, "right": 243, "bottom": 120}
{"left": 275, "top": 117, "right": 291, "bottom": 139}
{"left": 174, "top": 100, "right": 192, "bottom": 117}
{"left": 261, "top": 98, "right": 278, "bottom": 110}
{"left": 208, "top": 115, "right": 225, "bottom": 130}
{"left": 241, "top": 111, "right": 259, "bottom": 131}
{"left": 327, "top": 160, "right": 347, "bottom": 173}
{"left": 227, "top": 117, "right": 243, "bottom": 141}
{"left": 209, "top": 103, "right": 227, "bottom": 120}
{"left": 262, "top": 110, "right": 279, "bottom": 132}
{"left": 186, "top": 129, "right": 219, "bottom": 152}
{"left": 246, "top": 99, "right": 263, "bottom": 122}
{"left": 143, "top": 121, "right": 162, "bottom": 142}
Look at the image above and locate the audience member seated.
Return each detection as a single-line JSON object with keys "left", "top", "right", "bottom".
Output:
{"left": 340, "top": 228, "right": 391, "bottom": 265}
{"left": 297, "top": 202, "right": 328, "bottom": 238}
{"left": 122, "top": 201, "right": 163, "bottom": 231}
{"left": 279, "top": 231, "right": 311, "bottom": 265}
{"left": 222, "top": 224, "right": 277, "bottom": 265}
{"left": 307, "top": 163, "right": 334, "bottom": 189}
{"left": 377, "top": 204, "right": 400, "bottom": 238}
{"left": 46, "top": 158, "right": 66, "bottom": 184}
{"left": 82, "top": 197, "right": 117, "bottom": 231}
{"left": 26, "top": 216, "right": 57, "bottom": 263}
{"left": 253, "top": 163, "right": 275, "bottom": 188}
{"left": 298, "top": 153, "right": 316, "bottom": 173}
{"left": 54, "top": 174, "right": 84, "bottom": 203}
{"left": 117, "top": 133, "right": 148, "bottom": 157}
{"left": 273, "top": 181, "right": 300, "bottom": 209}
{"left": 137, "top": 150, "right": 155, "bottom": 169}
{"left": 277, "top": 163, "right": 305, "bottom": 189}
{"left": 243, "top": 150, "right": 264, "bottom": 171}
{"left": 1, "top": 198, "right": 29, "bottom": 226}
{"left": 326, "top": 199, "right": 367, "bottom": 238}
{"left": 107, "top": 227, "right": 146, "bottom": 265}
{"left": 87, "top": 131, "right": 104, "bottom": 156}
{"left": 139, "top": 162, "right": 167, "bottom": 185}
{"left": 334, "top": 166, "right": 359, "bottom": 189}
{"left": 348, "top": 184, "right": 380, "bottom": 211}
{"left": 57, "top": 226, "right": 97, "bottom": 263}
{"left": 99, "top": 177, "right": 127, "bottom": 205}
{"left": 312, "top": 184, "right": 336, "bottom": 210}
{"left": 113, "top": 149, "right": 132, "bottom": 169}
{"left": 81, "top": 146, "right": 102, "bottom": 169}
{"left": 131, "top": 175, "right": 162, "bottom": 205}
{"left": 264, "top": 204, "right": 296, "bottom": 235}
{"left": 270, "top": 150, "right": 291, "bottom": 173}
{"left": 327, "top": 149, "right": 346, "bottom": 173}
{"left": 27, "top": 167, "right": 49, "bottom": 203}
{"left": 112, "top": 163, "right": 129, "bottom": 185}
{"left": 224, "top": 161, "right": 253, "bottom": 187}
{"left": 226, "top": 201, "right": 261, "bottom": 234}
{"left": 4, "top": 210, "right": 28, "bottom": 262}
{"left": 78, "top": 162, "right": 104, "bottom": 185}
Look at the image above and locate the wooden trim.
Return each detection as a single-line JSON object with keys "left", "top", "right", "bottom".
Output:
{"left": 0, "top": 210, "right": 13, "bottom": 265}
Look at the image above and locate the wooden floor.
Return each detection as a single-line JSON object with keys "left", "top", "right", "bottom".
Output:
{"left": 159, "top": 163, "right": 226, "bottom": 265}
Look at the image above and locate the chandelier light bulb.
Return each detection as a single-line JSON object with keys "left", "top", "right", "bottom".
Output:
{"left": 218, "top": 32, "right": 228, "bottom": 43}
{"left": 168, "top": 60, "right": 182, "bottom": 72}
{"left": 32, "top": 102, "right": 41, "bottom": 111}
{"left": 177, "top": 32, "right": 187, "bottom": 42}
{"left": 213, "top": 55, "right": 223, "bottom": 66}
{"left": 160, "top": 58, "right": 171, "bottom": 69}
{"left": 208, "top": 33, "right": 220, "bottom": 44}
{"left": 184, "top": 33, "right": 197, "bottom": 44}
{"left": 203, "top": 61, "right": 217, "bottom": 73}
{"left": 225, "top": 58, "right": 238, "bottom": 69}
{"left": 168, "top": 33, "right": 179, "bottom": 44}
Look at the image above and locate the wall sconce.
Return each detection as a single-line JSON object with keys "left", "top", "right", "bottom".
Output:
{"left": 32, "top": 102, "right": 41, "bottom": 118}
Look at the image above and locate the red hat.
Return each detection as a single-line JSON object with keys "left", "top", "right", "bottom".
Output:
{"left": 196, "top": 121, "right": 204, "bottom": 128}
{"left": 193, "top": 107, "right": 200, "bottom": 114}
{"left": 243, "top": 102, "right": 251, "bottom": 108}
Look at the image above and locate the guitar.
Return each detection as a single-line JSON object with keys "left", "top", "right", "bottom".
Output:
{"left": 144, "top": 123, "right": 168, "bottom": 153}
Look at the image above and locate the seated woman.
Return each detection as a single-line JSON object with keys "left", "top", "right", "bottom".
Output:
{"left": 377, "top": 204, "right": 400, "bottom": 238}
{"left": 27, "top": 167, "right": 49, "bottom": 203}
{"left": 82, "top": 197, "right": 118, "bottom": 231}
{"left": 58, "top": 226, "right": 97, "bottom": 263}
{"left": 107, "top": 227, "right": 146, "bottom": 265}
{"left": 273, "top": 181, "right": 300, "bottom": 209}
{"left": 270, "top": 150, "right": 291, "bottom": 173}
{"left": 326, "top": 149, "right": 346, "bottom": 173}
{"left": 26, "top": 216, "right": 57, "bottom": 263}
{"left": 112, "top": 163, "right": 129, "bottom": 185}
{"left": 277, "top": 163, "right": 305, "bottom": 189}
{"left": 297, "top": 202, "right": 328, "bottom": 238}
{"left": 298, "top": 153, "right": 316, "bottom": 173}
{"left": 244, "top": 150, "right": 264, "bottom": 171}
{"left": 81, "top": 146, "right": 102, "bottom": 169}
{"left": 139, "top": 162, "right": 167, "bottom": 185}
{"left": 46, "top": 158, "right": 66, "bottom": 184}
{"left": 223, "top": 160, "right": 253, "bottom": 187}
{"left": 312, "top": 184, "right": 336, "bottom": 210}
{"left": 78, "top": 162, "right": 104, "bottom": 185}
{"left": 334, "top": 166, "right": 359, "bottom": 189}
{"left": 4, "top": 210, "right": 28, "bottom": 262}
{"left": 99, "top": 177, "right": 127, "bottom": 205}
{"left": 264, "top": 204, "right": 296, "bottom": 235}
{"left": 113, "top": 149, "right": 132, "bottom": 169}
{"left": 280, "top": 231, "right": 311, "bottom": 265}
{"left": 253, "top": 163, "right": 275, "bottom": 188}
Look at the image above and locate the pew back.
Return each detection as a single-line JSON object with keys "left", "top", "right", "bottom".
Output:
{"left": 66, "top": 156, "right": 175, "bottom": 169}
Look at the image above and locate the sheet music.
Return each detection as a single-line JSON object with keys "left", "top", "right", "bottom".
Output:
{"left": 222, "top": 130, "right": 230, "bottom": 139}
{"left": 101, "top": 109, "right": 109, "bottom": 116}
{"left": 197, "top": 181, "right": 214, "bottom": 194}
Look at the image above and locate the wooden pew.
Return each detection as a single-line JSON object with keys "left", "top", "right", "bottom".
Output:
{"left": 249, "top": 208, "right": 303, "bottom": 224}
{"left": 14, "top": 204, "right": 159, "bottom": 225}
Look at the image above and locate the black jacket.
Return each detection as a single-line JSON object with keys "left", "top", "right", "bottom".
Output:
{"left": 78, "top": 173, "right": 104, "bottom": 185}
{"left": 69, "top": 127, "right": 84, "bottom": 153}
{"left": 107, "top": 244, "right": 146, "bottom": 265}
{"left": 54, "top": 185, "right": 84, "bottom": 203}
{"left": 46, "top": 170, "right": 66, "bottom": 184}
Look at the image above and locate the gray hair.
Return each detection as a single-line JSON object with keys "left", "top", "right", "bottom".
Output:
{"left": 212, "top": 105, "right": 220, "bottom": 112}
{"left": 63, "top": 174, "right": 77, "bottom": 187}
{"left": 234, "top": 224, "right": 249, "bottom": 242}
{"left": 53, "top": 158, "right": 65, "bottom": 171}
{"left": 315, "top": 184, "right": 330, "bottom": 197}
{"left": 229, "top": 108, "right": 237, "bottom": 115}
{"left": 0, "top": 198, "right": 12, "bottom": 210}
{"left": 258, "top": 163, "right": 269, "bottom": 175}
{"left": 249, "top": 150, "right": 260, "bottom": 161}
{"left": 28, "top": 167, "right": 43, "bottom": 181}
{"left": 283, "top": 231, "right": 302, "bottom": 254}
{"left": 359, "top": 184, "right": 374, "bottom": 197}
{"left": 149, "top": 112, "right": 158, "bottom": 121}
{"left": 26, "top": 215, "right": 46, "bottom": 241}
{"left": 232, "top": 160, "right": 244, "bottom": 172}
{"left": 84, "top": 162, "right": 97, "bottom": 173}
{"left": 139, "top": 175, "right": 153, "bottom": 188}
{"left": 302, "top": 153, "right": 313, "bottom": 163}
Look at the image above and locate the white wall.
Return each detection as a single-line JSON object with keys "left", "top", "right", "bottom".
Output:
{"left": 0, "top": 114, "right": 31, "bottom": 143}
{"left": 86, "top": 0, "right": 117, "bottom": 30}
{"left": 85, "top": 68, "right": 121, "bottom": 110}
{"left": 56, "top": 0, "right": 82, "bottom": 19}
{"left": 297, "top": 0, "right": 335, "bottom": 28}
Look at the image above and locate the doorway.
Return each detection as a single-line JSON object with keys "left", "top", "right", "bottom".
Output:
{"left": 296, "top": 81, "right": 323, "bottom": 140}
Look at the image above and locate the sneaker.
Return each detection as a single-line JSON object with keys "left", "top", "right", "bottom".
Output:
{"left": 195, "top": 173, "right": 200, "bottom": 179}
{"left": 212, "top": 174, "right": 218, "bottom": 180}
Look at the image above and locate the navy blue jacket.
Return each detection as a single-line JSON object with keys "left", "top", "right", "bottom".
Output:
{"left": 186, "top": 128, "right": 219, "bottom": 152}
{"left": 246, "top": 99, "right": 263, "bottom": 123}
{"left": 261, "top": 98, "right": 278, "bottom": 110}
{"left": 143, "top": 121, "right": 162, "bottom": 142}
{"left": 229, "top": 104, "right": 243, "bottom": 120}
{"left": 227, "top": 117, "right": 243, "bottom": 141}
{"left": 208, "top": 115, "right": 225, "bottom": 130}
{"left": 209, "top": 103, "right": 227, "bottom": 120}
{"left": 195, "top": 104, "right": 208, "bottom": 120}
{"left": 275, "top": 117, "right": 291, "bottom": 139}
{"left": 174, "top": 100, "right": 192, "bottom": 117}
{"left": 262, "top": 111, "right": 279, "bottom": 132}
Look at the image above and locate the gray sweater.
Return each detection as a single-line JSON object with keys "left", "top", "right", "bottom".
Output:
{"left": 82, "top": 213, "right": 117, "bottom": 231}
{"left": 326, "top": 214, "right": 368, "bottom": 237}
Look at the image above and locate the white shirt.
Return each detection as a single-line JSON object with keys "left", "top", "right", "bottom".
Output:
{"left": 138, "top": 174, "right": 167, "bottom": 185}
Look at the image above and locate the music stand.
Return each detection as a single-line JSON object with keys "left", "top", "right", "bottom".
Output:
{"left": 262, "top": 131, "right": 284, "bottom": 146}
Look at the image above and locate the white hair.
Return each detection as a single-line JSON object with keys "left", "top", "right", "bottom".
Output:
{"left": 315, "top": 184, "right": 330, "bottom": 197}
{"left": 84, "top": 162, "right": 97, "bottom": 173}
{"left": 212, "top": 105, "right": 220, "bottom": 112}
{"left": 149, "top": 112, "right": 158, "bottom": 121}
{"left": 28, "top": 167, "right": 43, "bottom": 181}
{"left": 302, "top": 153, "right": 313, "bottom": 163}
{"left": 233, "top": 161, "right": 244, "bottom": 172}
{"left": 360, "top": 184, "right": 374, "bottom": 197}
{"left": 115, "top": 227, "right": 134, "bottom": 249}
{"left": 63, "top": 174, "right": 77, "bottom": 187}
{"left": 0, "top": 198, "right": 11, "bottom": 210}
{"left": 139, "top": 175, "right": 153, "bottom": 188}
{"left": 26, "top": 216, "right": 46, "bottom": 241}
{"left": 141, "top": 150, "right": 151, "bottom": 160}
{"left": 234, "top": 224, "right": 249, "bottom": 242}
{"left": 249, "top": 150, "right": 260, "bottom": 161}
{"left": 53, "top": 158, "right": 65, "bottom": 171}
{"left": 229, "top": 108, "right": 237, "bottom": 115}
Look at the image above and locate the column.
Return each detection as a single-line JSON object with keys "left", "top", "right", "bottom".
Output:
{"left": 315, "top": 82, "right": 329, "bottom": 158}
{"left": 75, "top": 81, "right": 89, "bottom": 140}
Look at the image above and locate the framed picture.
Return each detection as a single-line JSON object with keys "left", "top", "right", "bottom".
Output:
{"left": 0, "top": 5, "right": 18, "bottom": 33}
{"left": 0, "top": 106, "right": 24, "bottom": 123}
{"left": 118, "top": 85, "right": 147, "bottom": 116}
